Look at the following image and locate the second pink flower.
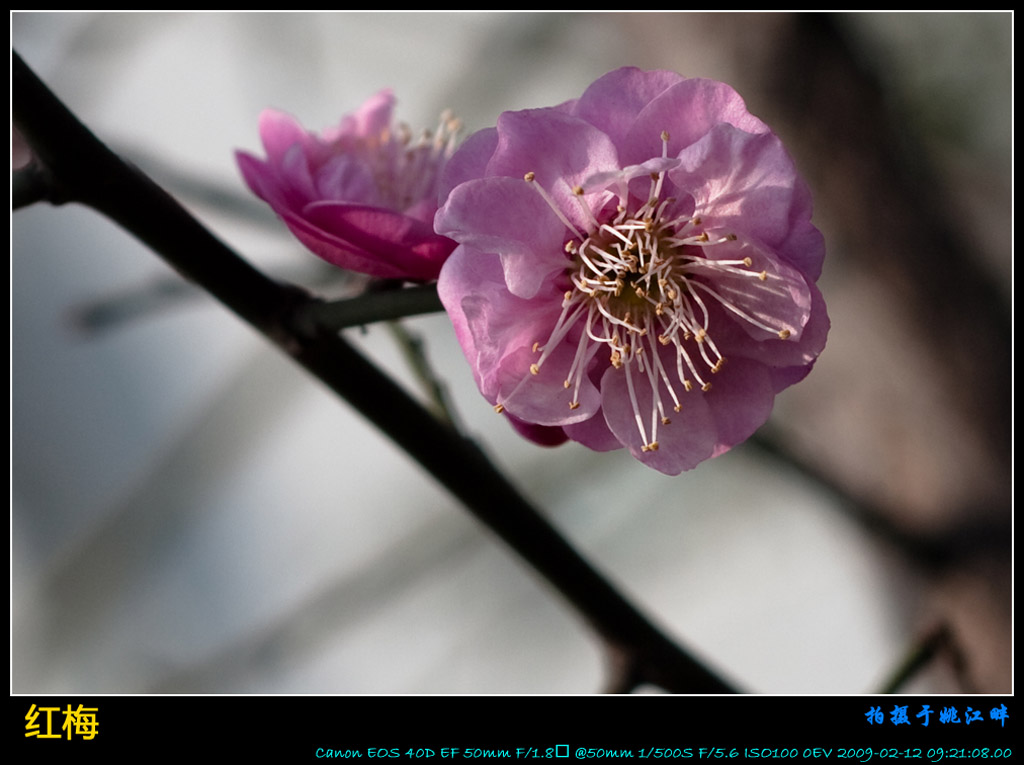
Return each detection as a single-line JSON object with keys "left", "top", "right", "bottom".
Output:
{"left": 237, "top": 90, "right": 458, "bottom": 282}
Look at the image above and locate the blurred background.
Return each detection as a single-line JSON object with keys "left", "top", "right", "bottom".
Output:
{"left": 12, "top": 12, "right": 1011, "bottom": 693}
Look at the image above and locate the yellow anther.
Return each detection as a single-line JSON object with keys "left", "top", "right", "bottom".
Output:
{"left": 530, "top": 363, "right": 540, "bottom": 375}
{"left": 759, "top": 271, "right": 768, "bottom": 281}
{"left": 743, "top": 257, "right": 753, "bottom": 267}
{"left": 778, "top": 329, "right": 791, "bottom": 340}
{"left": 524, "top": 171, "right": 536, "bottom": 182}
{"left": 701, "top": 382, "right": 712, "bottom": 392}
{"left": 569, "top": 401, "right": 580, "bottom": 410}
{"left": 493, "top": 404, "right": 505, "bottom": 414}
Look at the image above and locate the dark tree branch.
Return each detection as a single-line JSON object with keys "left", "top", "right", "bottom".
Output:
{"left": 12, "top": 50, "right": 737, "bottom": 694}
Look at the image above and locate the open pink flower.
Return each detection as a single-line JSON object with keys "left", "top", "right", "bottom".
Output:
{"left": 435, "top": 68, "right": 828, "bottom": 474}
{"left": 237, "top": 90, "right": 458, "bottom": 281}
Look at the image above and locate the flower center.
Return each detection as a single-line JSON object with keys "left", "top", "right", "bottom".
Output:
{"left": 360, "top": 110, "right": 462, "bottom": 212}
{"left": 524, "top": 133, "right": 793, "bottom": 453}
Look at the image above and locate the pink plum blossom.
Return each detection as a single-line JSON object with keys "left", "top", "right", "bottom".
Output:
{"left": 237, "top": 90, "right": 459, "bottom": 281}
{"left": 435, "top": 68, "right": 828, "bottom": 474}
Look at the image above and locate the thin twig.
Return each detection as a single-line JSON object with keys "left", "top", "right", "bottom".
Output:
{"left": 385, "top": 320, "right": 462, "bottom": 429}
{"left": 876, "top": 623, "right": 974, "bottom": 694}
{"left": 69, "top": 263, "right": 362, "bottom": 336}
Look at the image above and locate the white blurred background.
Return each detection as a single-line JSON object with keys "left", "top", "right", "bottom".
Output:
{"left": 11, "top": 12, "right": 1011, "bottom": 693}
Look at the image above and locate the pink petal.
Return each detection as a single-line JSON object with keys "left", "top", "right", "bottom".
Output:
{"left": 437, "top": 127, "right": 498, "bottom": 203}
{"left": 258, "top": 109, "right": 315, "bottom": 166}
{"left": 599, "top": 363, "right": 717, "bottom": 475}
{"left": 563, "top": 412, "right": 623, "bottom": 452}
{"left": 434, "top": 177, "right": 568, "bottom": 299}
{"left": 439, "top": 246, "right": 560, "bottom": 399}
{"left": 698, "top": 238, "right": 813, "bottom": 342}
{"left": 497, "top": 340, "right": 602, "bottom": 427}
{"left": 327, "top": 89, "right": 395, "bottom": 140}
{"left": 621, "top": 78, "right": 771, "bottom": 166}
{"left": 298, "top": 202, "right": 454, "bottom": 281}
{"left": 504, "top": 413, "right": 569, "bottom": 447}
{"left": 314, "top": 154, "right": 383, "bottom": 206}
{"left": 485, "top": 108, "right": 620, "bottom": 229}
{"left": 709, "top": 277, "right": 828, "bottom": 370}
{"left": 571, "top": 67, "right": 686, "bottom": 149}
{"left": 701, "top": 356, "right": 775, "bottom": 456}
{"left": 670, "top": 124, "right": 824, "bottom": 277}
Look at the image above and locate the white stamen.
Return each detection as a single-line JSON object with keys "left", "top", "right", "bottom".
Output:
{"left": 525, "top": 172, "right": 585, "bottom": 239}
{"left": 517, "top": 133, "right": 798, "bottom": 456}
